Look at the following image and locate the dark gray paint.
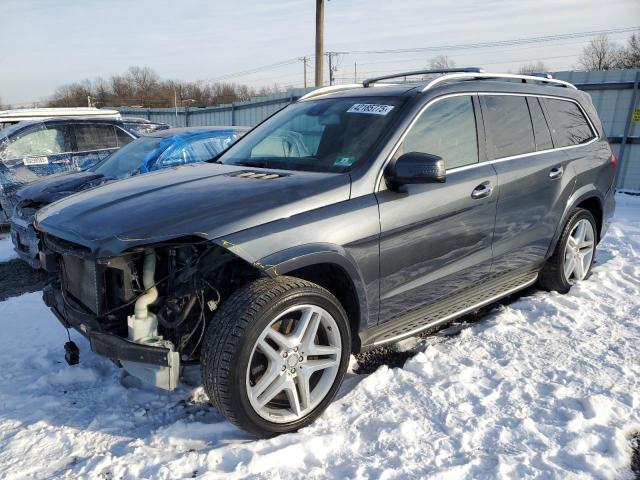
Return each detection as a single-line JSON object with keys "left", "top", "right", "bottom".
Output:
{"left": 36, "top": 78, "right": 616, "bottom": 346}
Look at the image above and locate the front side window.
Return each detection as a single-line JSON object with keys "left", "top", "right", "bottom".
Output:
{"left": 74, "top": 124, "right": 119, "bottom": 151}
{"left": 482, "top": 95, "right": 535, "bottom": 159}
{"left": 544, "top": 98, "right": 595, "bottom": 148}
{"left": 3, "top": 125, "right": 67, "bottom": 160}
{"left": 218, "top": 97, "right": 406, "bottom": 172}
{"left": 115, "top": 127, "right": 135, "bottom": 147}
{"left": 395, "top": 95, "right": 478, "bottom": 169}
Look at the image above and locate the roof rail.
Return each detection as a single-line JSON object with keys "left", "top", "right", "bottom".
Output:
{"left": 298, "top": 84, "right": 364, "bottom": 101}
{"left": 363, "top": 67, "right": 484, "bottom": 88}
{"left": 421, "top": 72, "right": 577, "bottom": 92}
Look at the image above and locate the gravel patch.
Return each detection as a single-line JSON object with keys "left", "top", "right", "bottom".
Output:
{"left": 632, "top": 433, "right": 640, "bottom": 479}
{"left": 0, "top": 259, "right": 50, "bottom": 302}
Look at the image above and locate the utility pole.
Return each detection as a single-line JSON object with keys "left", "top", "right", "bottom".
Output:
{"left": 354, "top": 61, "right": 357, "bottom": 82}
{"left": 326, "top": 52, "right": 338, "bottom": 86}
{"left": 299, "top": 56, "right": 309, "bottom": 88}
{"left": 315, "top": 0, "right": 324, "bottom": 86}
{"left": 174, "top": 87, "right": 178, "bottom": 122}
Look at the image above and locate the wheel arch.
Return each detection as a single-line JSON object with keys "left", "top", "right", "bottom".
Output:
{"left": 548, "top": 186, "right": 604, "bottom": 257}
{"left": 251, "top": 244, "right": 369, "bottom": 353}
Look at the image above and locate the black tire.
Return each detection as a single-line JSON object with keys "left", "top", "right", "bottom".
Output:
{"left": 538, "top": 208, "right": 597, "bottom": 293}
{"left": 201, "top": 276, "right": 351, "bottom": 437}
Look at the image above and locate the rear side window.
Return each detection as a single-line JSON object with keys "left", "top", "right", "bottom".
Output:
{"left": 544, "top": 98, "right": 595, "bottom": 147}
{"left": 74, "top": 124, "right": 119, "bottom": 151}
{"left": 397, "top": 95, "right": 478, "bottom": 169}
{"left": 482, "top": 95, "right": 535, "bottom": 159}
{"left": 527, "top": 97, "right": 553, "bottom": 151}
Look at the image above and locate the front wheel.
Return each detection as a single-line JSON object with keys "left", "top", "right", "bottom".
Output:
{"left": 539, "top": 208, "right": 597, "bottom": 293}
{"left": 201, "top": 276, "right": 351, "bottom": 437}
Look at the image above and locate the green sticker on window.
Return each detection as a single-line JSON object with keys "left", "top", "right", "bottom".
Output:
{"left": 334, "top": 155, "right": 355, "bottom": 167}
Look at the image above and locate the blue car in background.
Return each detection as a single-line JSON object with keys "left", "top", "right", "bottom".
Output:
{"left": 10, "top": 126, "right": 248, "bottom": 267}
{"left": 0, "top": 116, "right": 168, "bottom": 224}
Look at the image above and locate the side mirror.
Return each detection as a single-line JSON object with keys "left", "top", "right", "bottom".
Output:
{"left": 386, "top": 152, "right": 446, "bottom": 187}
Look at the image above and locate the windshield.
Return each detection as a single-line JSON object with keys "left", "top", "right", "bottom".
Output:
{"left": 217, "top": 96, "right": 405, "bottom": 172}
{"left": 91, "top": 136, "right": 165, "bottom": 179}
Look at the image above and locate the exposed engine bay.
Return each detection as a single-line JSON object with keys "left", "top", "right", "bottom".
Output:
{"left": 41, "top": 236, "right": 260, "bottom": 390}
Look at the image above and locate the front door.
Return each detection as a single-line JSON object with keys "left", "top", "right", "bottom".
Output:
{"left": 376, "top": 94, "right": 497, "bottom": 323}
{"left": 71, "top": 123, "right": 128, "bottom": 170}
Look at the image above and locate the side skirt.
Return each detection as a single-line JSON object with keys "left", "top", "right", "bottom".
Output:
{"left": 359, "top": 269, "right": 539, "bottom": 349}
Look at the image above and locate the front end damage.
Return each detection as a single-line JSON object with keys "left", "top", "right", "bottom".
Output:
{"left": 41, "top": 234, "right": 261, "bottom": 390}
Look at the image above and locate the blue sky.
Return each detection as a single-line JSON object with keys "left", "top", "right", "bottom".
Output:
{"left": 1, "top": 0, "right": 638, "bottom": 105}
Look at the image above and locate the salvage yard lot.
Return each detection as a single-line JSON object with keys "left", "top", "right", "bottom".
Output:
{"left": 0, "top": 194, "right": 639, "bottom": 479}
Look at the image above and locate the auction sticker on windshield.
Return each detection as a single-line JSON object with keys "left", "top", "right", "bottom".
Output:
{"left": 23, "top": 157, "right": 49, "bottom": 166}
{"left": 347, "top": 104, "right": 395, "bottom": 115}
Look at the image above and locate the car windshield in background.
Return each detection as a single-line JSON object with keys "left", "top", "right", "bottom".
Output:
{"left": 91, "top": 136, "right": 165, "bottom": 179}
{"left": 218, "top": 97, "right": 405, "bottom": 173}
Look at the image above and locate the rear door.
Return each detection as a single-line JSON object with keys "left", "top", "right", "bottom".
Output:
{"left": 72, "top": 123, "right": 131, "bottom": 170}
{"left": 482, "top": 94, "right": 575, "bottom": 274}
{"left": 376, "top": 94, "right": 497, "bottom": 322}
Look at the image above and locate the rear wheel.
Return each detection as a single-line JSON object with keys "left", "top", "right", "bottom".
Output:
{"left": 539, "top": 208, "right": 597, "bottom": 293}
{"left": 201, "top": 276, "right": 351, "bottom": 437}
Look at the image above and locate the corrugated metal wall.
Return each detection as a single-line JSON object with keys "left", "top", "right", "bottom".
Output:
{"left": 117, "top": 69, "right": 640, "bottom": 191}
{"left": 554, "top": 69, "right": 640, "bottom": 191}
{"left": 117, "top": 88, "right": 313, "bottom": 129}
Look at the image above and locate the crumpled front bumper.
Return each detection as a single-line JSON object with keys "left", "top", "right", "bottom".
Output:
{"left": 43, "top": 283, "right": 173, "bottom": 367}
{"left": 10, "top": 215, "right": 41, "bottom": 269}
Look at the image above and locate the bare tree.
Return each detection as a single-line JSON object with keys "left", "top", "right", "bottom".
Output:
{"left": 518, "top": 61, "right": 549, "bottom": 75}
{"left": 45, "top": 66, "right": 269, "bottom": 108}
{"left": 577, "top": 34, "right": 622, "bottom": 70}
{"left": 618, "top": 33, "right": 640, "bottom": 69}
{"left": 428, "top": 55, "right": 456, "bottom": 69}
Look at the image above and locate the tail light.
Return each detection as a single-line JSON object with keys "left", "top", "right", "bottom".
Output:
{"left": 611, "top": 152, "right": 618, "bottom": 169}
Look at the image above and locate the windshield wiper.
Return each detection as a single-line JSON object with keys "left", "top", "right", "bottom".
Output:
{"left": 227, "top": 160, "right": 272, "bottom": 169}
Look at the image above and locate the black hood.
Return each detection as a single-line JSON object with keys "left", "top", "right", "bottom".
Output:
{"left": 35, "top": 163, "right": 351, "bottom": 256}
{"left": 17, "top": 171, "right": 107, "bottom": 204}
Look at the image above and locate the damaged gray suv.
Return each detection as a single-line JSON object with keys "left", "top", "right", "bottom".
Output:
{"left": 35, "top": 69, "right": 616, "bottom": 437}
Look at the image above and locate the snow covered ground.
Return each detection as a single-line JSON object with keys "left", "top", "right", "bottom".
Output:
{"left": 0, "top": 194, "right": 639, "bottom": 480}
{"left": 0, "top": 233, "right": 18, "bottom": 262}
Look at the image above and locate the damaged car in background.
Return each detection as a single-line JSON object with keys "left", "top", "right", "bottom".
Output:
{"left": 11, "top": 126, "right": 248, "bottom": 268}
{"left": 0, "top": 116, "right": 168, "bottom": 224}
{"left": 34, "top": 69, "right": 615, "bottom": 437}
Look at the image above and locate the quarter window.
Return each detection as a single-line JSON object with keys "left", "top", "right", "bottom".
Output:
{"left": 396, "top": 95, "right": 478, "bottom": 169}
{"left": 482, "top": 95, "right": 535, "bottom": 159}
{"left": 74, "top": 124, "right": 119, "bottom": 151}
{"left": 527, "top": 97, "right": 553, "bottom": 151}
{"left": 544, "top": 98, "right": 595, "bottom": 147}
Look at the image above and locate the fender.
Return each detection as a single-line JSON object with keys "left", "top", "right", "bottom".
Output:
{"left": 546, "top": 184, "right": 604, "bottom": 257}
{"left": 214, "top": 239, "right": 372, "bottom": 333}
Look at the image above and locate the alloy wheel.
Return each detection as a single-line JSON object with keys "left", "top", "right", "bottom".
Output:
{"left": 245, "top": 304, "right": 342, "bottom": 423}
{"left": 563, "top": 218, "right": 595, "bottom": 283}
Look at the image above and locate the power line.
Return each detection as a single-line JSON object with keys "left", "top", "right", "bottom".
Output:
{"left": 200, "top": 26, "right": 638, "bottom": 86}
{"left": 335, "top": 26, "right": 639, "bottom": 55}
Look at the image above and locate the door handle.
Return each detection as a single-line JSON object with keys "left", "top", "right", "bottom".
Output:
{"left": 471, "top": 181, "right": 493, "bottom": 199}
{"left": 549, "top": 166, "right": 564, "bottom": 179}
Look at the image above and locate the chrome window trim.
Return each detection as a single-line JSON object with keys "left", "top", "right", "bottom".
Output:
{"left": 375, "top": 92, "right": 598, "bottom": 191}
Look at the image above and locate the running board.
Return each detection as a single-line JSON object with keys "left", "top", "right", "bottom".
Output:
{"left": 360, "top": 270, "right": 539, "bottom": 349}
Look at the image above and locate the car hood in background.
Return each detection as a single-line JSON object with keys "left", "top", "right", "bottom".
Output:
{"left": 35, "top": 163, "right": 351, "bottom": 256}
{"left": 17, "top": 171, "right": 107, "bottom": 204}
